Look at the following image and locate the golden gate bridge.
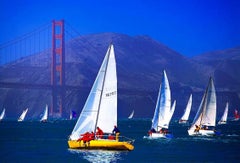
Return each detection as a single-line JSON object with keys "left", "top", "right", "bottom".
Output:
{"left": 0, "top": 20, "right": 88, "bottom": 118}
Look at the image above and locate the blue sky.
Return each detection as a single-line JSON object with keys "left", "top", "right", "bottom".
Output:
{"left": 0, "top": 0, "right": 240, "bottom": 57}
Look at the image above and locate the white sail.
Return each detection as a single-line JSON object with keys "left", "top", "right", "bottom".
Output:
{"left": 165, "top": 100, "right": 176, "bottom": 126}
{"left": 151, "top": 84, "right": 161, "bottom": 130}
{"left": 70, "top": 110, "right": 72, "bottom": 120}
{"left": 40, "top": 105, "right": 48, "bottom": 122}
{"left": 151, "top": 70, "right": 171, "bottom": 131}
{"left": 218, "top": 102, "right": 228, "bottom": 124}
{"left": 0, "top": 108, "right": 5, "bottom": 121}
{"left": 18, "top": 108, "right": 28, "bottom": 122}
{"left": 170, "top": 100, "right": 176, "bottom": 120}
{"left": 188, "top": 78, "right": 216, "bottom": 132}
{"left": 179, "top": 94, "right": 192, "bottom": 122}
{"left": 69, "top": 44, "right": 117, "bottom": 140}
{"left": 128, "top": 110, "right": 134, "bottom": 119}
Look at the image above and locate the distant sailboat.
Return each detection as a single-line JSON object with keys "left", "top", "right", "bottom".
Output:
{"left": 70, "top": 110, "right": 77, "bottom": 120}
{"left": 40, "top": 105, "right": 48, "bottom": 122}
{"left": 233, "top": 109, "right": 240, "bottom": 121}
{"left": 128, "top": 110, "right": 134, "bottom": 119}
{"left": 179, "top": 94, "right": 192, "bottom": 124}
{"left": 68, "top": 44, "right": 134, "bottom": 150}
{"left": 18, "top": 108, "right": 28, "bottom": 122}
{"left": 188, "top": 77, "right": 218, "bottom": 136}
{"left": 146, "top": 70, "right": 174, "bottom": 139}
{"left": 218, "top": 102, "right": 229, "bottom": 125}
{"left": 0, "top": 108, "right": 6, "bottom": 121}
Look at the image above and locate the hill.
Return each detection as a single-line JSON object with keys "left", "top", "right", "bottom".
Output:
{"left": 0, "top": 33, "right": 239, "bottom": 119}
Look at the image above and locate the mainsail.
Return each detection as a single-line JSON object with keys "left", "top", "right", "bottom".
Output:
{"left": 179, "top": 94, "right": 192, "bottom": 122}
{"left": 18, "top": 108, "right": 28, "bottom": 122}
{"left": 40, "top": 105, "right": 48, "bottom": 122}
{"left": 128, "top": 110, "right": 134, "bottom": 119}
{"left": 69, "top": 44, "right": 117, "bottom": 140}
{"left": 151, "top": 70, "right": 171, "bottom": 131}
{"left": 0, "top": 108, "right": 5, "bottom": 121}
{"left": 218, "top": 102, "right": 228, "bottom": 124}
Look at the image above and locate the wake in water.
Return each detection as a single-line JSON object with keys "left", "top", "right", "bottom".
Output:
{"left": 68, "top": 149, "right": 127, "bottom": 163}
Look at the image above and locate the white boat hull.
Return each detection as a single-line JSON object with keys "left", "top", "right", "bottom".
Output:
{"left": 188, "top": 129, "right": 215, "bottom": 136}
{"left": 218, "top": 121, "right": 226, "bottom": 125}
{"left": 178, "top": 120, "right": 188, "bottom": 124}
{"left": 146, "top": 132, "right": 173, "bottom": 139}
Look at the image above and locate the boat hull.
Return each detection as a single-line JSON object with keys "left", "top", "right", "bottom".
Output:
{"left": 178, "top": 120, "right": 188, "bottom": 124}
{"left": 68, "top": 139, "right": 134, "bottom": 151}
{"left": 188, "top": 129, "right": 216, "bottom": 136}
{"left": 146, "top": 132, "right": 173, "bottom": 139}
{"left": 218, "top": 121, "right": 226, "bottom": 125}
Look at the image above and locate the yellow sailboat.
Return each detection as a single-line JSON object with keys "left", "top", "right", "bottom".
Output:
{"left": 68, "top": 44, "right": 134, "bottom": 151}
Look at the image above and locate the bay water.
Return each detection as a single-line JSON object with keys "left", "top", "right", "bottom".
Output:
{"left": 1, "top": 119, "right": 240, "bottom": 162}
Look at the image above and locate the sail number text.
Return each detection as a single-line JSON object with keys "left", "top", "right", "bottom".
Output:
{"left": 106, "top": 91, "right": 117, "bottom": 97}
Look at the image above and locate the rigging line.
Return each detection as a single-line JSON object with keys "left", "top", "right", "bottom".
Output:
{"left": 64, "top": 21, "right": 101, "bottom": 55}
{"left": 0, "top": 22, "right": 51, "bottom": 49}
{"left": 199, "top": 78, "right": 211, "bottom": 126}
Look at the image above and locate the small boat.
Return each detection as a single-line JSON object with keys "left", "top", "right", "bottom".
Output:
{"left": 179, "top": 94, "right": 192, "bottom": 124}
{"left": 188, "top": 77, "right": 218, "bottom": 136}
{"left": 218, "top": 102, "right": 229, "bottom": 125}
{"left": 233, "top": 109, "right": 240, "bottom": 121}
{"left": 40, "top": 105, "right": 48, "bottom": 122}
{"left": 18, "top": 108, "right": 28, "bottom": 122}
{"left": 68, "top": 44, "right": 134, "bottom": 151}
{"left": 70, "top": 110, "right": 77, "bottom": 120}
{"left": 128, "top": 110, "right": 134, "bottom": 119}
{"left": 0, "top": 108, "right": 6, "bottom": 121}
{"left": 146, "top": 70, "right": 174, "bottom": 139}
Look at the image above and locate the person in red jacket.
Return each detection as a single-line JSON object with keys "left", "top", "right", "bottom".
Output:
{"left": 96, "top": 127, "right": 104, "bottom": 139}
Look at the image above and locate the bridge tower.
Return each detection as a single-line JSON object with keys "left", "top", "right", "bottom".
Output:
{"left": 51, "top": 20, "right": 65, "bottom": 117}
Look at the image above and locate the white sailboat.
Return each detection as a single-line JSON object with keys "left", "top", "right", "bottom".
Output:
{"left": 18, "top": 108, "right": 28, "bottom": 122}
{"left": 188, "top": 77, "right": 218, "bottom": 136}
{"left": 179, "top": 94, "right": 192, "bottom": 124}
{"left": 68, "top": 44, "right": 134, "bottom": 150}
{"left": 0, "top": 108, "right": 6, "bottom": 121}
{"left": 218, "top": 102, "right": 228, "bottom": 125}
{"left": 40, "top": 104, "right": 48, "bottom": 122}
{"left": 128, "top": 110, "right": 134, "bottom": 119}
{"left": 146, "top": 70, "right": 173, "bottom": 139}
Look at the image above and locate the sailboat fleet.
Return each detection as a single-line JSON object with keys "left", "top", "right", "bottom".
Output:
{"left": 1, "top": 43, "right": 239, "bottom": 152}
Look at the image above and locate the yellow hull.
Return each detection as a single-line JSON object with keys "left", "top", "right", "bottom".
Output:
{"left": 68, "top": 139, "right": 134, "bottom": 151}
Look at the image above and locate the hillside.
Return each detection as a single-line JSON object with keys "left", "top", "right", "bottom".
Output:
{"left": 0, "top": 33, "right": 239, "bottom": 119}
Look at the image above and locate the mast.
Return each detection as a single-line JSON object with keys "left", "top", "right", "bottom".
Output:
{"left": 94, "top": 44, "right": 112, "bottom": 135}
{"left": 199, "top": 78, "right": 210, "bottom": 126}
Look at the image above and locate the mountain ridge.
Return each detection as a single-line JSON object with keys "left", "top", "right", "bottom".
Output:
{"left": 0, "top": 32, "right": 239, "bottom": 118}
